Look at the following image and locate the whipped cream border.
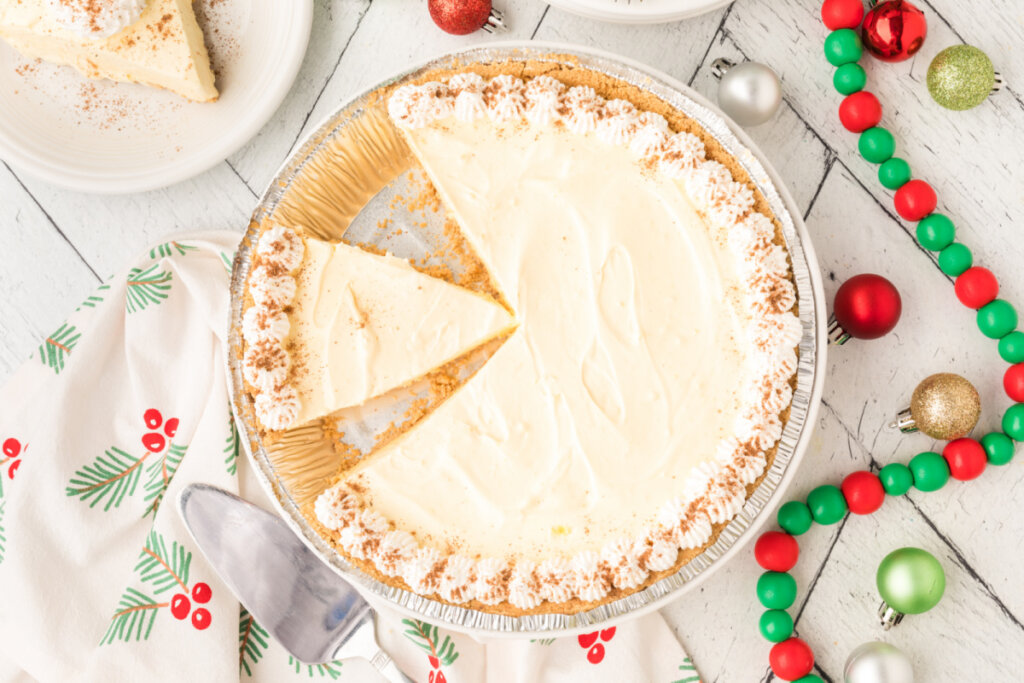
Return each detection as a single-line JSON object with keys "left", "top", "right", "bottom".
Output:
{"left": 309, "top": 72, "right": 801, "bottom": 610}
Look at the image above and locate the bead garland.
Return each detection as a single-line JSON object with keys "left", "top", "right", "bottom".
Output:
{"left": 754, "top": 1, "right": 1024, "bottom": 679}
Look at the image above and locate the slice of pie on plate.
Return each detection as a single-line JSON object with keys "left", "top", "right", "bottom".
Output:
{"left": 0, "top": 0, "right": 217, "bottom": 102}
{"left": 242, "top": 227, "right": 516, "bottom": 434}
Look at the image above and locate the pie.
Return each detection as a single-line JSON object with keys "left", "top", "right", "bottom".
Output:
{"left": 0, "top": 0, "right": 218, "bottom": 102}
{"left": 246, "top": 64, "right": 801, "bottom": 614}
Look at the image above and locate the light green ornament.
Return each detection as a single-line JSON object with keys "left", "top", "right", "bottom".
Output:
{"left": 927, "top": 45, "right": 1003, "bottom": 110}
{"left": 876, "top": 547, "right": 946, "bottom": 629}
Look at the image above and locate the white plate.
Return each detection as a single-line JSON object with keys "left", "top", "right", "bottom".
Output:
{"left": 545, "top": 0, "right": 733, "bottom": 24}
{"left": 0, "top": 0, "right": 313, "bottom": 194}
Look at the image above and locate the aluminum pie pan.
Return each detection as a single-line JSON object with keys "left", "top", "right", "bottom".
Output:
{"left": 228, "top": 41, "right": 828, "bottom": 637}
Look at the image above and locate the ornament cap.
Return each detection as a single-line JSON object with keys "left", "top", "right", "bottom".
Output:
{"left": 828, "top": 312, "right": 852, "bottom": 345}
{"left": 481, "top": 7, "right": 507, "bottom": 33}
{"left": 892, "top": 407, "right": 917, "bottom": 433}
{"left": 710, "top": 57, "right": 736, "bottom": 80}
{"left": 877, "top": 601, "right": 905, "bottom": 630}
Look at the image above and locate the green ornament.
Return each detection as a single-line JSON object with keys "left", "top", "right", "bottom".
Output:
{"left": 978, "top": 299, "right": 1018, "bottom": 339}
{"left": 879, "top": 158, "right": 912, "bottom": 190}
{"left": 825, "top": 29, "right": 863, "bottom": 67}
{"left": 757, "top": 571, "right": 797, "bottom": 610}
{"left": 759, "top": 609, "right": 793, "bottom": 642}
{"left": 859, "top": 127, "right": 895, "bottom": 164}
{"left": 877, "top": 547, "right": 946, "bottom": 622}
{"left": 834, "top": 63, "right": 867, "bottom": 95}
{"left": 999, "top": 331, "right": 1024, "bottom": 363}
{"left": 909, "top": 451, "right": 949, "bottom": 492}
{"left": 807, "top": 484, "right": 847, "bottom": 525}
{"left": 916, "top": 213, "right": 955, "bottom": 251}
{"left": 927, "top": 45, "right": 999, "bottom": 111}
{"left": 981, "top": 432, "right": 1015, "bottom": 465}
{"left": 777, "top": 501, "right": 813, "bottom": 536}
{"left": 1003, "top": 403, "right": 1024, "bottom": 442}
{"left": 938, "top": 242, "right": 973, "bottom": 276}
{"left": 879, "top": 463, "right": 914, "bottom": 496}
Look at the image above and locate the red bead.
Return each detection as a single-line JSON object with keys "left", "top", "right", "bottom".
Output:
{"left": 821, "top": 0, "right": 865, "bottom": 29}
{"left": 943, "top": 438, "right": 987, "bottom": 481}
{"left": 841, "top": 471, "right": 885, "bottom": 514}
{"left": 862, "top": 0, "right": 928, "bottom": 62}
{"left": 770, "top": 638, "right": 815, "bottom": 681}
{"left": 839, "top": 92, "right": 883, "bottom": 132}
{"left": 894, "top": 180, "right": 937, "bottom": 221}
{"left": 833, "top": 273, "right": 902, "bottom": 339}
{"left": 755, "top": 531, "right": 800, "bottom": 572}
{"left": 1004, "top": 364, "right": 1024, "bottom": 402}
{"left": 955, "top": 267, "right": 999, "bottom": 309}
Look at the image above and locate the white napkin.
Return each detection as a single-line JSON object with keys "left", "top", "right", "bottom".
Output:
{"left": 0, "top": 233, "right": 702, "bottom": 683}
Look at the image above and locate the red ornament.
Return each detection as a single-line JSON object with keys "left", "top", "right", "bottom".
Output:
{"left": 841, "top": 471, "right": 886, "bottom": 514}
{"left": 1004, "top": 364, "right": 1024, "bottom": 403}
{"left": 769, "top": 638, "right": 815, "bottom": 681}
{"left": 894, "top": 179, "right": 937, "bottom": 221}
{"left": 839, "top": 91, "right": 883, "bottom": 132}
{"left": 862, "top": 0, "right": 927, "bottom": 63}
{"left": 943, "top": 438, "right": 987, "bottom": 481}
{"left": 955, "top": 267, "right": 999, "bottom": 309}
{"left": 832, "top": 273, "right": 902, "bottom": 341}
{"left": 755, "top": 531, "right": 800, "bottom": 572}
{"left": 821, "top": 0, "right": 865, "bottom": 30}
{"left": 428, "top": 0, "right": 503, "bottom": 35}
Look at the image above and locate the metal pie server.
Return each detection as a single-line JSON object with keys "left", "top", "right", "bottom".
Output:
{"left": 178, "top": 483, "right": 414, "bottom": 682}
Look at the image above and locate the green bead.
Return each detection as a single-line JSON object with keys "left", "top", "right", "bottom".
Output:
{"left": 909, "top": 451, "right": 950, "bottom": 492}
{"left": 834, "top": 63, "right": 867, "bottom": 95}
{"left": 757, "top": 571, "right": 797, "bottom": 610}
{"left": 879, "top": 158, "right": 912, "bottom": 190}
{"left": 858, "top": 127, "right": 896, "bottom": 164}
{"left": 794, "top": 677, "right": 825, "bottom": 683}
{"left": 807, "top": 485, "right": 847, "bottom": 525}
{"left": 916, "top": 213, "right": 955, "bottom": 250}
{"left": 824, "top": 29, "right": 863, "bottom": 66}
{"left": 880, "top": 463, "right": 914, "bottom": 495}
{"left": 999, "top": 331, "right": 1024, "bottom": 363}
{"left": 981, "top": 432, "right": 1015, "bottom": 465}
{"left": 877, "top": 547, "right": 946, "bottom": 614}
{"left": 938, "top": 242, "right": 973, "bottom": 276}
{"left": 977, "top": 299, "right": 1018, "bottom": 339}
{"left": 1003, "top": 403, "right": 1024, "bottom": 442}
{"left": 777, "top": 501, "right": 814, "bottom": 535}
{"left": 759, "top": 609, "right": 793, "bottom": 642}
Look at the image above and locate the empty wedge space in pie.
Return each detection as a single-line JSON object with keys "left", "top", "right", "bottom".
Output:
{"left": 240, "top": 64, "right": 800, "bottom": 615}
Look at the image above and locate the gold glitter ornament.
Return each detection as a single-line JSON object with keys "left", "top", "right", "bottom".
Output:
{"left": 927, "top": 45, "right": 1003, "bottom": 111}
{"left": 894, "top": 373, "right": 981, "bottom": 439}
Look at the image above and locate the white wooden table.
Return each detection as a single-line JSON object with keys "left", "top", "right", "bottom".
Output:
{"left": 2, "top": 1, "right": 1023, "bottom": 680}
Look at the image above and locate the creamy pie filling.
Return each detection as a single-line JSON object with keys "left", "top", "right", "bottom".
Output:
{"left": 311, "top": 73, "right": 801, "bottom": 609}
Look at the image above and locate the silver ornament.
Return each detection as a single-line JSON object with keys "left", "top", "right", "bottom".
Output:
{"left": 844, "top": 642, "right": 915, "bottom": 683}
{"left": 712, "top": 58, "right": 782, "bottom": 127}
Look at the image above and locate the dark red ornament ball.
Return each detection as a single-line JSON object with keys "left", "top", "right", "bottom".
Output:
{"left": 943, "top": 438, "right": 987, "bottom": 481}
{"left": 955, "top": 267, "right": 999, "bottom": 309}
{"left": 1004, "top": 364, "right": 1024, "bottom": 403}
{"left": 894, "top": 180, "right": 937, "bottom": 221}
{"left": 755, "top": 531, "right": 800, "bottom": 572}
{"left": 841, "top": 471, "right": 886, "bottom": 515}
{"left": 428, "top": 0, "right": 495, "bottom": 35}
{"left": 862, "top": 0, "right": 928, "bottom": 63}
{"left": 770, "top": 637, "right": 815, "bottom": 681}
{"left": 833, "top": 274, "right": 902, "bottom": 339}
{"left": 821, "top": 0, "right": 864, "bottom": 30}
{"left": 839, "top": 91, "right": 883, "bottom": 132}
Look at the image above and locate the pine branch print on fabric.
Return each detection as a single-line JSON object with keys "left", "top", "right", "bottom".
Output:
{"left": 288, "top": 656, "right": 342, "bottom": 680}
{"left": 149, "top": 241, "right": 198, "bottom": 260}
{"left": 402, "top": 619, "right": 459, "bottom": 672}
{"left": 126, "top": 264, "right": 173, "bottom": 313}
{"left": 142, "top": 443, "right": 186, "bottom": 517}
{"left": 135, "top": 529, "right": 191, "bottom": 595}
{"left": 101, "top": 587, "right": 167, "bottom": 644}
{"left": 65, "top": 447, "right": 146, "bottom": 511}
{"left": 220, "top": 251, "right": 235, "bottom": 274}
{"left": 239, "top": 608, "right": 269, "bottom": 677}
{"left": 224, "top": 414, "right": 240, "bottom": 476}
{"left": 77, "top": 282, "right": 111, "bottom": 311}
{"left": 671, "top": 657, "right": 702, "bottom": 683}
{"left": 38, "top": 323, "right": 81, "bottom": 374}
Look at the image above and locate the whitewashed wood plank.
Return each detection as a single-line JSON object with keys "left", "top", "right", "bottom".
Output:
{"left": 0, "top": 164, "right": 99, "bottom": 381}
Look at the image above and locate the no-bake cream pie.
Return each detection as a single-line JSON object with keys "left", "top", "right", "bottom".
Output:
{"left": 0, "top": 0, "right": 218, "bottom": 102}
{"left": 244, "top": 64, "right": 802, "bottom": 614}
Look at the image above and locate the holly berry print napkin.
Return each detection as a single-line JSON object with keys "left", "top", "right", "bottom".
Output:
{"left": 0, "top": 232, "right": 701, "bottom": 683}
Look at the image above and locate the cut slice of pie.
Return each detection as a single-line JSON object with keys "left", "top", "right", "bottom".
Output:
{"left": 0, "top": 0, "right": 218, "bottom": 102}
{"left": 242, "top": 227, "right": 516, "bottom": 433}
